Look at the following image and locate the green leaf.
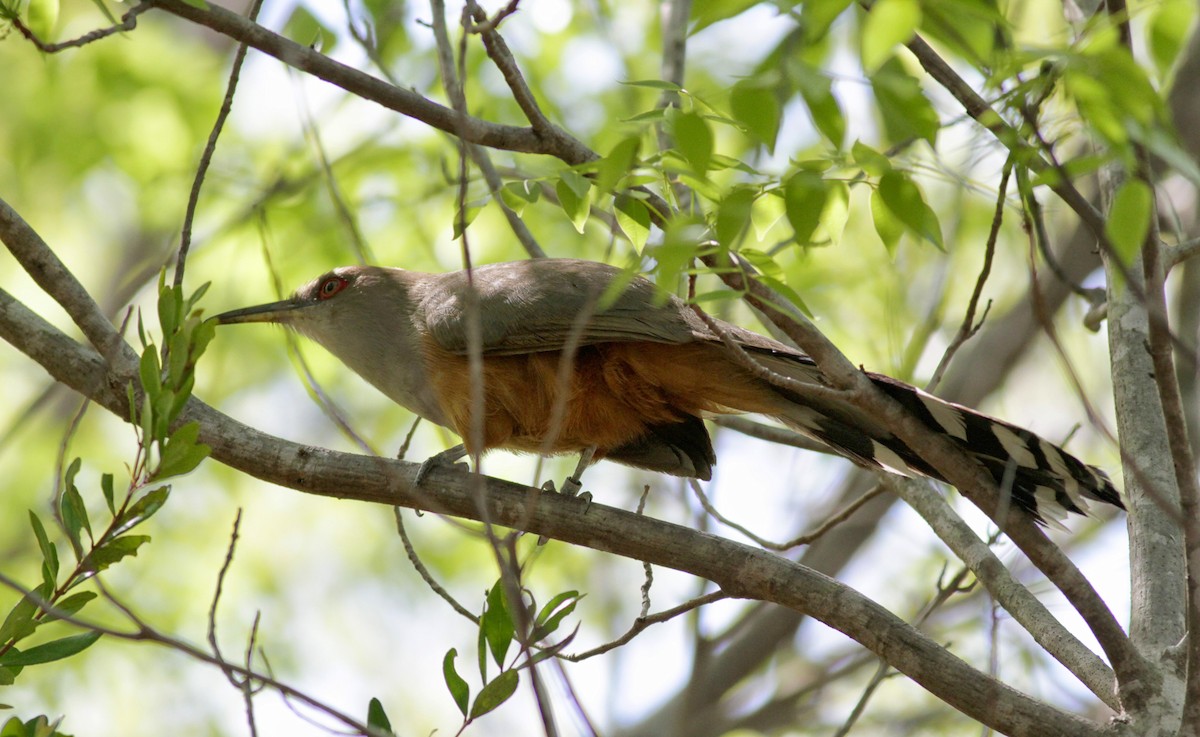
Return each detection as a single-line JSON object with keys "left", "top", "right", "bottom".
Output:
{"left": 614, "top": 195, "right": 651, "bottom": 250}
{"left": 157, "top": 284, "right": 180, "bottom": 338}
{"left": 799, "top": 0, "right": 852, "bottom": 42}
{"left": 114, "top": 486, "right": 170, "bottom": 536}
{"left": 40, "top": 592, "right": 96, "bottom": 625}
{"left": 138, "top": 347, "right": 161, "bottom": 404}
{"left": 1105, "top": 179, "right": 1153, "bottom": 265}
{"left": 870, "top": 187, "right": 904, "bottom": 254}
{"left": 851, "top": 140, "right": 892, "bottom": 177}
{"left": 82, "top": 535, "right": 150, "bottom": 573}
{"left": 0, "top": 632, "right": 101, "bottom": 667}
{"left": 469, "top": 669, "right": 518, "bottom": 719}
{"left": 870, "top": 58, "right": 939, "bottom": 146}
{"left": 283, "top": 5, "right": 338, "bottom": 52}
{"left": 596, "top": 136, "right": 641, "bottom": 194}
{"left": 154, "top": 421, "right": 210, "bottom": 480}
{"left": 531, "top": 591, "right": 580, "bottom": 641}
{"left": 877, "top": 171, "right": 943, "bottom": 248}
{"left": 366, "top": 697, "right": 392, "bottom": 733}
{"left": 0, "top": 667, "right": 15, "bottom": 687}
{"left": 442, "top": 649, "right": 470, "bottom": 717}
{"left": 59, "top": 461, "right": 90, "bottom": 558}
{"left": 672, "top": 111, "right": 713, "bottom": 176}
{"left": 690, "top": 0, "right": 759, "bottom": 34}
{"left": 793, "top": 62, "right": 845, "bottom": 147}
{"left": 621, "top": 79, "right": 683, "bottom": 91}
{"left": 783, "top": 170, "right": 828, "bottom": 245}
{"left": 1147, "top": 0, "right": 1195, "bottom": 81}
{"left": 25, "top": 0, "right": 58, "bottom": 39}
{"left": 716, "top": 188, "right": 756, "bottom": 249}
{"left": 758, "top": 274, "right": 812, "bottom": 317}
{"left": 555, "top": 176, "right": 591, "bottom": 233}
{"left": 482, "top": 582, "right": 514, "bottom": 669}
{"left": 861, "top": 0, "right": 921, "bottom": 74}
{"left": 100, "top": 473, "right": 116, "bottom": 516}
{"left": 729, "top": 82, "right": 780, "bottom": 151}
{"left": 28, "top": 513, "right": 57, "bottom": 590}
{"left": 0, "top": 596, "right": 39, "bottom": 645}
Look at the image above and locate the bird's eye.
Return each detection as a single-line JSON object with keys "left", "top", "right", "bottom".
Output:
{"left": 318, "top": 276, "right": 347, "bottom": 300}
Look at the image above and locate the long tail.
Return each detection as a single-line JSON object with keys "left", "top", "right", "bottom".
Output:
{"left": 760, "top": 353, "right": 1122, "bottom": 525}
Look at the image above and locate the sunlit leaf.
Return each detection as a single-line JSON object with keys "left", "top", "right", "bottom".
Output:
{"left": 671, "top": 111, "right": 713, "bottom": 175}
{"left": 716, "top": 187, "right": 756, "bottom": 249}
{"left": 730, "top": 82, "right": 780, "bottom": 151}
{"left": 861, "top": 0, "right": 920, "bottom": 74}
{"left": 870, "top": 58, "right": 939, "bottom": 146}
{"left": 1105, "top": 179, "right": 1153, "bottom": 265}
{"left": 794, "top": 62, "right": 845, "bottom": 147}
{"left": 799, "top": 0, "right": 853, "bottom": 43}
{"left": 783, "top": 170, "right": 828, "bottom": 245}
{"left": 877, "top": 171, "right": 943, "bottom": 248}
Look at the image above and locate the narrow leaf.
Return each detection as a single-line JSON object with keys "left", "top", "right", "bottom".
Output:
{"left": 100, "top": 473, "right": 116, "bottom": 516}
{"left": 0, "top": 596, "right": 39, "bottom": 644}
{"left": 40, "top": 592, "right": 97, "bottom": 625}
{"left": 366, "top": 697, "right": 393, "bottom": 733}
{"left": 114, "top": 486, "right": 170, "bottom": 536}
{"left": 28, "top": 513, "right": 57, "bottom": 587}
{"left": 82, "top": 535, "right": 150, "bottom": 573}
{"left": 482, "top": 582, "right": 514, "bottom": 668}
{"left": 442, "top": 649, "right": 470, "bottom": 717}
{"left": 0, "top": 632, "right": 101, "bottom": 667}
{"left": 469, "top": 670, "right": 518, "bottom": 719}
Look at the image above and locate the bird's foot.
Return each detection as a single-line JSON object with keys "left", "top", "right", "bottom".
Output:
{"left": 414, "top": 445, "right": 469, "bottom": 486}
{"left": 540, "top": 476, "right": 592, "bottom": 510}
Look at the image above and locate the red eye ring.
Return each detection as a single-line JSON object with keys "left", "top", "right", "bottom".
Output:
{"left": 318, "top": 275, "right": 348, "bottom": 300}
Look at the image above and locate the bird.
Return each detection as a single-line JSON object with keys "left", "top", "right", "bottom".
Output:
{"left": 212, "top": 258, "right": 1122, "bottom": 524}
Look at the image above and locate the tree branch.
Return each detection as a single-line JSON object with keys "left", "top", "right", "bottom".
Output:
{"left": 0, "top": 261, "right": 1108, "bottom": 737}
{"left": 146, "top": 0, "right": 597, "bottom": 166}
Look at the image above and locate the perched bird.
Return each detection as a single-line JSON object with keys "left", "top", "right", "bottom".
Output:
{"left": 213, "top": 258, "right": 1122, "bottom": 524}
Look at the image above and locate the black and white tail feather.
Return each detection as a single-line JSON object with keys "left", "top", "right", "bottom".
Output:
{"left": 758, "top": 350, "right": 1122, "bottom": 526}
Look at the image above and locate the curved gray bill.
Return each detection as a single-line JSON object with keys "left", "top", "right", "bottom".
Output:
{"left": 212, "top": 299, "right": 306, "bottom": 325}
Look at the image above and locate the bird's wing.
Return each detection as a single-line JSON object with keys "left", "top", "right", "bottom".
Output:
{"left": 415, "top": 259, "right": 720, "bottom": 355}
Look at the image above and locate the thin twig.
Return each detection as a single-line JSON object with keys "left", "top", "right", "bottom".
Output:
{"left": 175, "top": 0, "right": 264, "bottom": 289}
{"left": 564, "top": 591, "right": 728, "bottom": 662}
{"left": 6, "top": 2, "right": 151, "bottom": 51}
{"left": 393, "top": 507, "right": 478, "bottom": 623}
{"left": 689, "top": 478, "right": 886, "bottom": 551}
{"left": 926, "top": 159, "right": 1012, "bottom": 392}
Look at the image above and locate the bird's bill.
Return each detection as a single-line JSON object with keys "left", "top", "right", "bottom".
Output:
{"left": 212, "top": 299, "right": 305, "bottom": 325}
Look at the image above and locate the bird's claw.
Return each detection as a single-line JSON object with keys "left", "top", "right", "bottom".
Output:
{"left": 541, "top": 476, "right": 590, "bottom": 509}
{"left": 414, "top": 446, "right": 469, "bottom": 486}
